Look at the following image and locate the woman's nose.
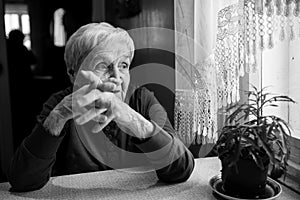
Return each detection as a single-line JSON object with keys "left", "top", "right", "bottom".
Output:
{"left": 109, "top": 65, "right": 121, "bottom": 85}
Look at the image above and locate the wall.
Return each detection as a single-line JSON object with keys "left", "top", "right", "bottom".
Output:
{"left": 288, "top": 36, "right": 300, "bottom": 139}
{"left": 105, "top": 0, "right": 175, "bottom": 125}
{"left": 92, "top": 0, "right": 105, "bottom": 22}
{"left": 261, "top": 36, "right": 300, "bottom": 139}
{"left": 27, "top": 0, "right": 92, "bottom": 75}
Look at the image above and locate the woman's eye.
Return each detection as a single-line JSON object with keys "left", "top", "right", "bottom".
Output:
{"left": 119, "top": 62, "right": 129, "bottom": 69}
{"left": 95, "top": 63, "right": 108, "bottom": 71}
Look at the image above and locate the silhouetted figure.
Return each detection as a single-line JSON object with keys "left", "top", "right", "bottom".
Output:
{"left": 6, "top": 29, "right": 36, "bottom": 150}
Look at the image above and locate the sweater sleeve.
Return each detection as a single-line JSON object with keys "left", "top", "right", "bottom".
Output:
{"left": 7, "top": 88, "right": 71, "bottom": 192}
{"left": 131, "top": 88, "right": 195, "bottom": 183}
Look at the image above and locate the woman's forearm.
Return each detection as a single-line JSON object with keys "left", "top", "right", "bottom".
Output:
{"left": 117, "top": 104, "right": 155, "bottom": 139}
{"left": 127, "top": 110, "right": 155, "bottom": 139}
{"left": 43, "top": 110, "right": 67, "bottom": 136}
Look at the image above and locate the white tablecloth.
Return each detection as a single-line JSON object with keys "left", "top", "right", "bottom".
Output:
{"left": 0, "top": 157, "right": 299, "bottom": 199}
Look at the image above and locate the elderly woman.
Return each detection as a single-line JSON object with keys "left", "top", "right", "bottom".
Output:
{"left": 8, "top": 23, "right": 194, "bottom": 192}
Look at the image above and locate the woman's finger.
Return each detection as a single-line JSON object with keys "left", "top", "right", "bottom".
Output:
{"left": 81, "top": 70, "right": 102, "bottom": 88}
{"left": 77, "top": 89, "right": 112, "bottom": 108}
{"left": 58, "top": 93, "right": 88, "bottom": 119}
{"left": 76, "top": 89, "right": 101, "bottom": 107}
{"left": 92, "top": 114, "right": 114, "bottom": 133}
{"left": 75, "top": 107, "right": 107, "bottom": 125}
{"left": 98, "top": 81, "right": 116, "bottom": 92}
{"left": 81, "top": 70, "right": 116, "bottom": 92}
{"left": 73, "top": 84, "right": 90, "bottom": 95}
{"left": 93, "top": 114, "right": 108, "bottom": 123}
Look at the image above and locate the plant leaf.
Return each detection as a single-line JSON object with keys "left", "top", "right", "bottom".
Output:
{"left": 252, "top": 129, "right": 276, "bottom": 164}
{"left": 250, "top": 151, "right": 264, "bottom": 169}
{"left": 228, "top": 135, "right": 242, "bottom": 167}
{"left": 241, "top": 136, "right": 260, "bottom": 150}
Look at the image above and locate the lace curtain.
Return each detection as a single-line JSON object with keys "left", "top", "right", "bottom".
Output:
{"left": 174, "top": 0, "right": 300, "bottom": 145}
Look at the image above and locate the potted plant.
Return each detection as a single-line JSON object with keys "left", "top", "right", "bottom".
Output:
{"left": 215, "top": 86, "right": 295, "bottom": 197}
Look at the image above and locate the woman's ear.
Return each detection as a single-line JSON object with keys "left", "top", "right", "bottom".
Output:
{"left": 68, "top": 69, "right": 74, "bottom": 76}
{"left": 67, "top": 68, "right": 75, "bottom": 83}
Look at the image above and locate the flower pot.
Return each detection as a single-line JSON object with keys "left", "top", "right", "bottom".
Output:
{"left": 220, "top": 156, "right": 269, "bottom": 197}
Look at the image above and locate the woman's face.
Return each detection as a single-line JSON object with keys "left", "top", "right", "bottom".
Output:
{"left": 88, "top": 39, "right": 132, "bottom": 101}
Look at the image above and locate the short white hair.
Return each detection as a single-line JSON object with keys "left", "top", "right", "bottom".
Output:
{"left": 64, "top": 22, "right": 135, "bottom": 75}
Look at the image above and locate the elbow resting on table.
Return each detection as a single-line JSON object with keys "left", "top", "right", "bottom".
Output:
{"left": 7, "top": 165, "right": 50, "bottom": 193}
{"left": 7, "top": 152, "right": 53, "bottom": 192}
{"left": 156, "top": 154, "right": 195, "bottom": 183}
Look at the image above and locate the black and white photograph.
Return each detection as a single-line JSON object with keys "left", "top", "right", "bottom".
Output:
{"left": 0, "top": 0, "right": 299, "bottom": 199}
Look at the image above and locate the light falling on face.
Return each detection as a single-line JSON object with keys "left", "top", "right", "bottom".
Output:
{"left": 89, "top": 38, "right": 132, "bottom": 101}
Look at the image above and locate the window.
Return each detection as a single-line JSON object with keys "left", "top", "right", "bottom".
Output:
{"left": 248, "top": 15, "right": 300, "bottom": 192}
{"left": 4, "top": 4, "right": 31, "bottom": 49}
{"left": 288, "top": 40, "right": 300, "bottom": 139}
{"left": 249, "top": 35, "right": 300, "bottom": 140}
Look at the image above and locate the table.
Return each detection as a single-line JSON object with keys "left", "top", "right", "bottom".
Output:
{"left": 0, "top": 157, "right": 299, "bottom": 199}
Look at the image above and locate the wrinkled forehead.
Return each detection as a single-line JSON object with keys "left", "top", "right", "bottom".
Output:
{"left": 102, "top": 36, "right": 134, "bottom": 57}
{"left": 105, "top": 32, "right": 134, "bottom": 55}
